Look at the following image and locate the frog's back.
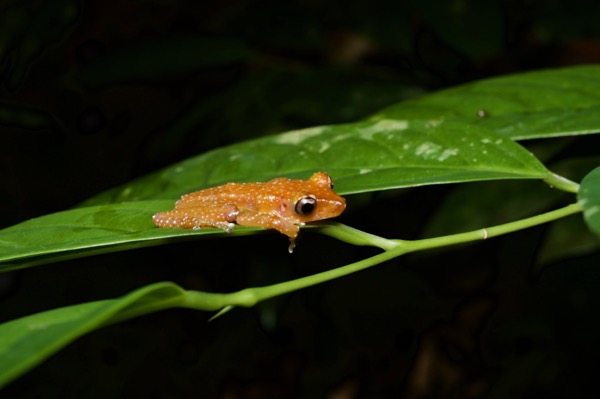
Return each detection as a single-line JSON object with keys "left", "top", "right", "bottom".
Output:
{"left": 174, "top": 180, "right": 284, "bottom": 209}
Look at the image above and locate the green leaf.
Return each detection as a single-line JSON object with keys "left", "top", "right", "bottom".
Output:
{"left": 578, "top": 166, "right": 600, "bottom": 237}
{"left": 0, "top": 100, "right": 61, "bottom": 131}
{"left": 0, "top": 282, "right": 229, "bottom": 389}
{"left": 372, "top": 65, "right": 600, "bottom": 140}
{"left": 0, "top": 118, "right": 550, "bottom": 270}
{"left": 83, "top": 118, "right": 549, "bottom": 205}
{"left": 0, "top": 201, "right": 262, "bottom": 272}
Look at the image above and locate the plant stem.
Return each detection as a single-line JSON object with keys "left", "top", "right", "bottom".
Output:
{"left": 228, "top": 202, "right": 582, "bottom": 306}
{"left": 314, "top": 222, "right": 401, "bottom": 250}
{"left": 544, "top": 173, "right": 580, "bottom": 193}
{"left": 407, "top": 202, "right": 582, "bottom": 251}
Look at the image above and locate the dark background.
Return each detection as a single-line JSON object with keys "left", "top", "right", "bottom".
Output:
{"left": 1, "top": 0, "right": 600, "bottom": 397}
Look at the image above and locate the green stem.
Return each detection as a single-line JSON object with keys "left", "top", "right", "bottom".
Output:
{"left": 545, "top": 172, "right": 580, "bottom": 193}
{"left": 314, "top": 222, "right": 401, "bottom": 250}
{"left": 207, "top": 202, "right": 582, "bottom": 309}
{"left": 407, "top": 202, "right": 581, "bottom": 251}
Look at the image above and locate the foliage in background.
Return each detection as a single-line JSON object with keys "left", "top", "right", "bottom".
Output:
{"left": 0, "top": 65, "right": 599, "bottom": 392}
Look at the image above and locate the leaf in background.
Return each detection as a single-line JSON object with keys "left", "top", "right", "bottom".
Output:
{"left": 2, "top": 0, "right": 80, "bottom": 90}
{"left": 79, "top": 36, "right": 254, "bottom": 86}
{"left": 0, "top": 101, "right": 62, "bottom": 133}
{"left": 373, "top": 65, "right": 600, "bottom": 140}
{"left": 579, "top": 166, "right": 600, "bottom": 237}
{"left": 0, "top": 282, "right": 223, "bottom": 389}
{"left": 420, "top": 180, "right": 568, "bottom": 237}
{"left": 413, "top": 0, "right": 503, "bottom": 59}
{"left": 141, "top": 67, "right": 422, "bottom": 164}
{"left": 534, "top": 215, "right": 600, "bottom": 270}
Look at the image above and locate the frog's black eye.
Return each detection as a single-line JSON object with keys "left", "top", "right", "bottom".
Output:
{"left": 295, "top": 195, "right": 317, "bottom": 215}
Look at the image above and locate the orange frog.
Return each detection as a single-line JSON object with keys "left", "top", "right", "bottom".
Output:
{"left": 153, "top": 171, "right": 346, "bottom": 252}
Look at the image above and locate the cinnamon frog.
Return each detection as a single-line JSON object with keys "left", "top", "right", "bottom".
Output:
{"left": 153, "top": 171, "right": 346, "bottom": 252}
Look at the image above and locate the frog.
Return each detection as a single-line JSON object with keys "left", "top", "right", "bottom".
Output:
{"left": 152, "top": 171, "right": 346, "bottom": 252}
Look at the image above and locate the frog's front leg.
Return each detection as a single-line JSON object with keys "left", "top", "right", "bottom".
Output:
{"left": 236, "top": 211, "right": 300, "bottom": 252}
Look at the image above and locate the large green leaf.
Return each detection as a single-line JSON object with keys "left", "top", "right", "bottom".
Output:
{"left": 0, "top": 119, "right": 550, "bottom": 270}
{"left": 82, "top": 118, "right": 549, "bottom": 206}
{"left": 0, "top": 201, "right": 265, "bottom": 272}
{"left": 81, "top": 65, "right": 600, "bottom": 208}
{"left": 0, "top": 282, "right": 228, "bottom": 389}
{"left": 579, "top": 166, "right": 600, "bottom": 237}
{"left": 372, "top": 65, "right": 600, "bottom": 140}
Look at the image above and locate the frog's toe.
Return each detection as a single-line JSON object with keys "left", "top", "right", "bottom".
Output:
{"left": 288, "top": 238, "right": 296, "bottom": 254}
{"left": 215, "top": 222, "right": 236, "bottom": 233}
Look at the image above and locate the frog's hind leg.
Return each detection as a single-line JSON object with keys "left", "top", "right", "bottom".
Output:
{"left": 152, "top": 210, "right": 207, "bottom": 229}
{"left": 152, "top": 204, "right": 239, "bottom": 233}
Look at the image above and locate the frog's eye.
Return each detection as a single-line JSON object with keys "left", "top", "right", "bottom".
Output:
{"left": 327, "top": 175, "right": 334, "bottom": 189}
{"left": 295, "top": 195, "right": 317, "bottom": 215}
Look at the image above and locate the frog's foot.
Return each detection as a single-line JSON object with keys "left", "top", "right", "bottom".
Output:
{"left": 192, "top": 221, "right": 235, "bottom": 233}
{"left": 288, "top": 238, "right": 296, "bottom": 253}
{"left": 215, "top": 221, "right": 236, "bottom": 233}
{"left": 287, "top": 223, "right": 306, "bottom": 253}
